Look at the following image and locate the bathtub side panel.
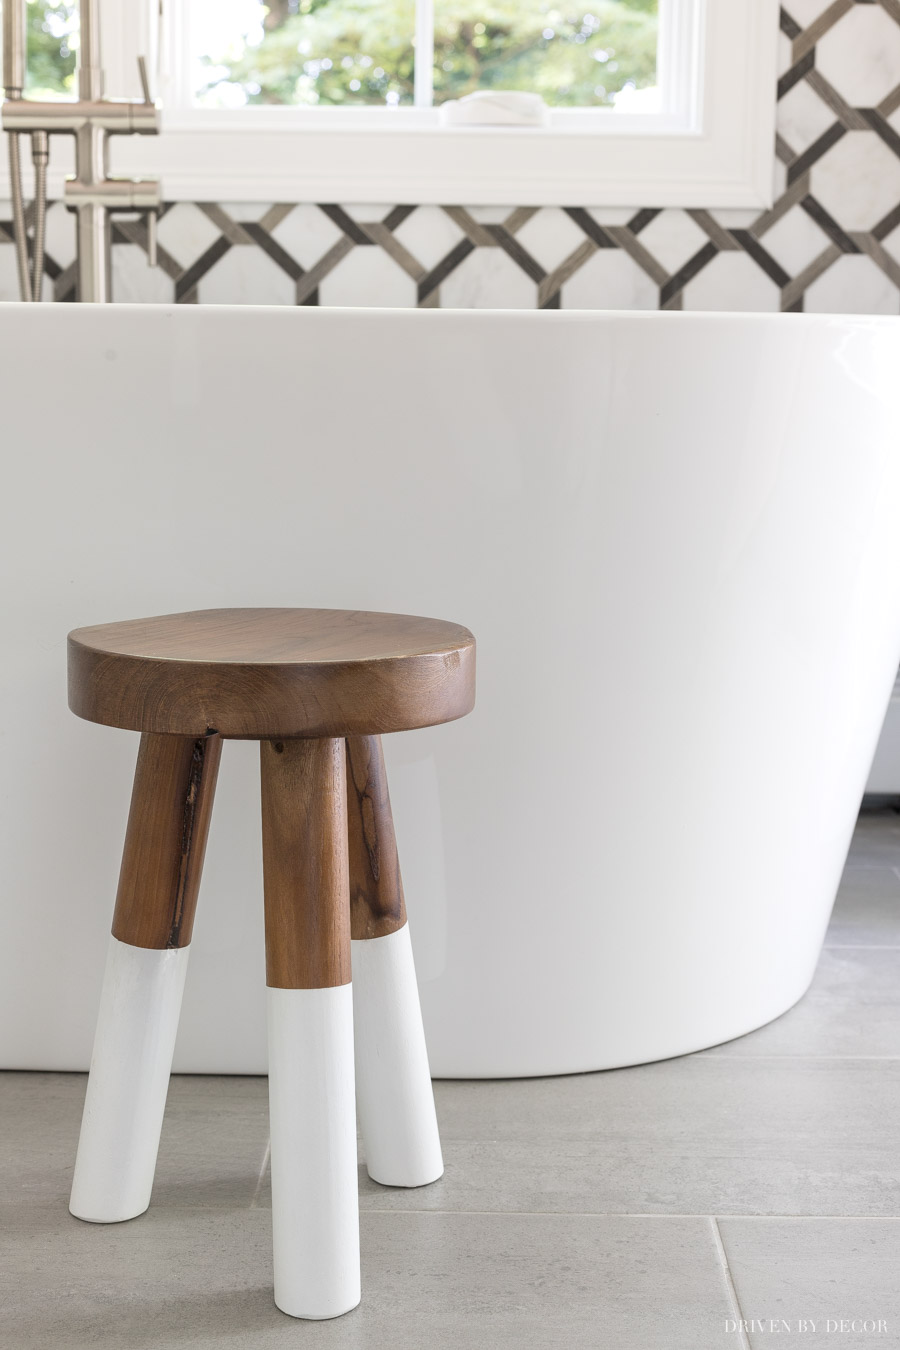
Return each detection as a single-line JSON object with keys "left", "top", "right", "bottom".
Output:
{"left": 1, "top": 306, "right": 899, "bottom": 1075}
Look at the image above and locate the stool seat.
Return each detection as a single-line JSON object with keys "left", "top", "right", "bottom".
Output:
{"left": 68, "top": 607, "right": 476, "bottom": 738}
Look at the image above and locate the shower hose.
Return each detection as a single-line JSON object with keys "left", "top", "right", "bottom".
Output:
{"left": 7, "top": 127, "right": 47, "bottom": 302}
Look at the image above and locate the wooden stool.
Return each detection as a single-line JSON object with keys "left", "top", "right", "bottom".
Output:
{"left": 66, "top": 608, "right": 475, "bottom": 1320}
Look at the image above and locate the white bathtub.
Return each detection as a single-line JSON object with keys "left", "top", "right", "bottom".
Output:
{"left": 2, "top": 304, "right": 900, "bottom": 1077}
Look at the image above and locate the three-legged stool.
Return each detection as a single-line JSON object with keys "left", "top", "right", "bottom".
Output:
{"left": 65, "top": 607, "right": 475, "bottom": 1319}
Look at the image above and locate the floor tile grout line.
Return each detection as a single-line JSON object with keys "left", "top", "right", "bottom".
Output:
{"left": 697, "top": 1054, "right": 900, "bottom": 1060}
{"left": 248, "top": 1137, "right": 270, "bottom": 1209}
{"left": 58, "top": 1205, "right": 900, "bottom": 1219}
{"left": 710, "top": 1217, "right": 752, "bottom": 1350}
{"left": 823, "top": 943, "right": 900, "bottom": 949}
{"left": 718, "top": 1216, "right": 900, "bottom": 1223}
{"left": 353, "top": 1210, "right": 900, "bottom": 1220}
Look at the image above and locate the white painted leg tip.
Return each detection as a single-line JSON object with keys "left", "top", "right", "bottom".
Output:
{"left": 275, "top": 1296, "right": 361, "bottom": 1321}
{"left": 367, "top": 1163, "right": 444, "bottom": 1189}
{"left": 68, "top": 1201, "right": 149, "bottom": 1224}
{"left": 69, "top": 938, "right": 188, "bottom": 1236}
{"left": 353, "top": 927, "right": 444, "bottom": 1195}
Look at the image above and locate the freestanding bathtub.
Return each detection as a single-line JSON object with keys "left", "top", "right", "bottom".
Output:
{"left": 2, "top": 304, "right": 900, "bottom": 1077}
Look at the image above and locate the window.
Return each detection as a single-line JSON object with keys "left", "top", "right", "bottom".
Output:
{"left": 2, "top": 0, "right": 779, "bottom": 208}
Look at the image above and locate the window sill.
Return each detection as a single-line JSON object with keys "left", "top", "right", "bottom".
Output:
{"left": 115, "top": 116, "right": 772, "bottom": 206}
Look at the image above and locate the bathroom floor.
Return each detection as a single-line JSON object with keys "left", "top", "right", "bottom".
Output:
{"left": 3, "top": 807, "right": 900, "bottom": 1350}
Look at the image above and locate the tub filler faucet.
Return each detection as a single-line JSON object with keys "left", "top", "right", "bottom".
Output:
{"left": 2, "top": 0, "right": 161, "bottom": 302}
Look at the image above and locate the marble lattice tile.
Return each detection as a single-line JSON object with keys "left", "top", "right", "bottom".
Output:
{"left": 439, "top": 243, "right": 538, "bottom": 309}
{"left": 760, "top": 204, "right": 833, "bottom": 276}
{"left": 561, "top": 245, "right": 658, "bottom": 310}
{"left": 682, "top": 251, "right": 782, "bottom": 312}
{"left": 513, "top": 207, "right": 593, "bottom": 273}
{"left": 391, "top": 205, "right": 467, "bottom": 271}
{"left": 777, "top": 77, "right": 839, "bottom": 156}
{"left": 816, "top": 3, "right": 900, "bottom": 108}
{"left": 635, "top": 209, "right": 710, "bottom": 276}
{"left": 812, "top": 133, "right": 900, "bottom": 234}
{"left": 805, "top": 253, "right": 900, "bottom": 314}
{"left": 318, "top": 242, "right": 419, "bottom": 307}
{"left": 196, "top": 239, "right": 296, "bottom": 305}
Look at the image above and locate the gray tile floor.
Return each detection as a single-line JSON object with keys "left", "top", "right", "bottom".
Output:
{"left": 3, "top": 807, "right": 900, "bottom": 1350}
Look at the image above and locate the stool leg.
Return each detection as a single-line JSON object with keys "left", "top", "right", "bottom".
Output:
{"left": 70, "top": 732, "right": 221, "bottom": 1224}
{"left": 261, "top": 737, "right": 360, "bottom": 1321}
{"left": 346, "top": 735, "right": 443, "bottom": 1189}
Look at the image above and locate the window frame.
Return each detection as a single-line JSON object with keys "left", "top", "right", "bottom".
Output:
{"left": 2, "top": 0, "right": 779, "bottom": 207}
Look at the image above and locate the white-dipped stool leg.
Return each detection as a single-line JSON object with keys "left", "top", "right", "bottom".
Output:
{"left": 352, "top": 924, "right": 443, "bottom": 1188}
{"left": 70, "top": 935, "right": 189, "bottom": 1223}
{"left": 267, "top": 984, "right": 360, "bottom": 1320}
{"left": 70, "top": 731, "right": 221, "bottom": 1226}
{"left": 261, "top": 736, "right": 360, "bottom": 1320}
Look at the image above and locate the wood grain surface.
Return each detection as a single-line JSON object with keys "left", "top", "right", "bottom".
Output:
{"left": 260, "top": 737, "right": 351, "bottom": 989}
{"left": 346, "top": 735, "right": 407, "bottom": 941}
{"left": 111, "top": 732, "right": 222, "bottom": 950}
{"left": 68, "top": 608, "right": 476, "bottom": 739}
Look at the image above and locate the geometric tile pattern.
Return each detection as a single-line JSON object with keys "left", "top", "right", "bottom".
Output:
{"left": 2, "top": 1, "right": 899, "bottom": 314}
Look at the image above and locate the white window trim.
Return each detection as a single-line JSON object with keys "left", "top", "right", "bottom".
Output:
{"left": 1, "top": 0, "right": 778, "bottom": 207}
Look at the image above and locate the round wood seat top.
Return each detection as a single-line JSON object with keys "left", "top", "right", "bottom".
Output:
{"left": 68, "top": 608, "right": 476, "bottom": 739}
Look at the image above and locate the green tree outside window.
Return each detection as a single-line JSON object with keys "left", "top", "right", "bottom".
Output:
{"left": 196, "top": 0, "right": 658, "bottom": 109}
{"left": 15, "top": 0, "right": 658, "bottom": 111}
{"left": 23, "top": 0, "right": 77, "bottom": 99}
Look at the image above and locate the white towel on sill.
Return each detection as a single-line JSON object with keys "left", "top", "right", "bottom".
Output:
{"left": 438, "top": 91, "right": 550, "bottom": 127}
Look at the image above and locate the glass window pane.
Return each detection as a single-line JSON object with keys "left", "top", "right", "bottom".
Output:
{"left": 25, "top": 0, "right": 78, "bottom": 99}
{"left": 193, "top": 0, "right": 416, "bottom": 108}
{"left": 433, "top": 0, "right": 658, "bottom": 109}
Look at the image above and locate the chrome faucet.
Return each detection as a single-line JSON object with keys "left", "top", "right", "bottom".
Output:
{"left": 2, "top": 0, "right": 162, "bottom": 302}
